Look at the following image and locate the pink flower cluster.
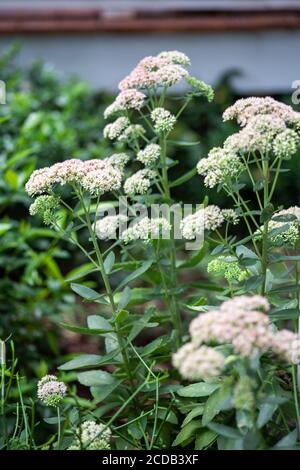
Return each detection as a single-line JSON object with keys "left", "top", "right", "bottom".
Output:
{"left": 189, "top": 295, "right": 300, "bottom": 363}
{"left": 104, "top": 89, "right": 146, "bottom": 119}
{"left": 25, "top": 157, "right": 123, "bottom": 197}
{"left": 173, "top": 343, "right": 225, "bottom": 381}
{"left": 223, "top": 97, "right": 300, "bottom": 128}
{"left": 118, "top": 51, "right": 189, "bottom": 91}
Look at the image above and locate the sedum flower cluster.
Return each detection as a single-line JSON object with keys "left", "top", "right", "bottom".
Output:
{"left": 223, "top": 96, "right": 300, "bottom": 128}
{"left": 95, "top": 214, "right": 128, "bottom": 240}
{"left": 173, "top": 343, "right": 225, "bottom": 381}
{"left": 104, "top": 89, "right": 146, "bottom": 119}
{"left": 26, "top": 157, "right": 125, "bottom": 201}
{"left": 37, "top": 375, "right": 67, "bottom": 407}
{"left": 124, "top": 169, "right": 156, "bottom": 196}
{"left": 151, "top": 108, "right": 176, "bottom": 134}
{"left": 197, "top": 147, "right": 245, "bottom": 189}
{"left": 173, "top": 295, "right": 300, "bottom": 381}
{"left": 137, "top": 143, "right": 161, "bottom": 166}
{"left": 223, "top": 97, "right": 300, "bottom": 158}
{"left": 68, "top": 420, "right": 111, "bottom": 450}
{"left": 207, "top": 256, "right": 248, "bottom": 283}
{"left": 118, "top": 51, "right": 190, "bottom": 92}
{"left": 180, "top": 206, "right": 238, "bottom": 240}
{"left": 103, "top": 51, "right": 195, "bottom": 143}
{"left": 197, "top": 97, "right": 300, "bottom": 189}
{"left": 29, "top": 195, "right": 60, "bottom": 225}
{"left": 255, "top": 206, "right": 300, "bottom": 246}
{"left": 122, "top": 216, "right": 171, "bottom": 244}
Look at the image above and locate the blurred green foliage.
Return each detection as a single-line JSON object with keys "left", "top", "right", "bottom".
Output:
{"left": 0, "top": 43, "right": 113, "bottom": 371}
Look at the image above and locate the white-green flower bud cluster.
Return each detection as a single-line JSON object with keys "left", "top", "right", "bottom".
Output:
{"left": 186, "top": 76, "right": 214, "bottom": 102}
{"left": 151, "top": 108, "right": 176, "bottom": 134}
{"left": 197, "top": 147, "right": 245, "bottom": 188}
{"left": 137, "top": 144, "right": 161, "bottom": 166}
{"left": 273, "top": 129, "right": 299, "bottom": 160}
{"left": 68, "top": 420, "right": 111, "bottom": 450}
{"left": 122, "top": 216, "right": 171, "bottom": 244}
{"left": 207, "top": 256, "right": 248, "bottom": 283}
{"left": 37, "top": 375, "right": 67, "bottom": 407}
{"left": 124, "top": 169, "right": 156, "bottom": 196}
{"left": 29, "top": 195, "right": 60, "bottom": 225}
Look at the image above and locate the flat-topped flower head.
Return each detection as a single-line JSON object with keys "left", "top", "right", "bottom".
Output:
{"left": 122, "top": 216, "right": 171, "bottom": 244}
{"left": 118, "top": 51, "right": 190, "bottom": 91}
{"left": 221, "top": 295, "right": 270, "bottom": 313}
{"left": 180, "top": 205, "right": 224, "bottom": 240}
{"left": 37, "top": 375, "right": 67, "bottom": 407}
{"left": 81, "top": 165, "right": 122, "bottom": 197}
{"left": 25, "top": 167, "right": 56, "bottom": 197}
{"left": 224, "top": 114, "right": 287, "bottom": 155}
{"left": 106, "top": 153, "right": 130, "bottom": 170}
{"left": 173, "top": 343, "right": 225, "bottom": 381}
{"left": 26, "top": 158, "right": 124, "bottom": 200}
{"left": 137, "top": 144, "right": 161, "bottom": 166}
{"left": 95, "top": 214, "right": 128, "bottom": 240}
{"left": 273, "top": 129, "right": 300, "bottom": 160}
{"left": 151, "top": 108, "right": 176, "bottom": 134}
{"left": 157, "top": 50, "right": 191, "bottom": 66}
{"left": 68, "top": 420, "right": 111, "bottom": 451}
{"left": 222, "top": 209, "right": 240, "bottom": 225}
{"left": 223, "top": 96, "right": 300, "bottom": 127}
{"left": 104, "top": 89, "right": 146, "bottom": 119}
{"left": 155, "top": 64, "right": 188, "bottom": 87}
{"left": 184, "top": 295, "right": 300, "bottom": 364}
{"left": 197, "top": 147, "right": 244, "bottom": 188}
{"left": 124, "top": 169, "right": 156, "bottom": 196}
{"left": 186, "top": 76, "right": 214, "bottom": 102}
{"left": 271, "top": 330, "right": 300, "bottom": 364}
{"left": 103, "top": 116, "right": 130, "bottom": 140}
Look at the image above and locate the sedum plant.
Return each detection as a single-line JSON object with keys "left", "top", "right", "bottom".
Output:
{"left": 173, "top": 97, "right": 300, "bottom": 450}
{"left": 24, "top": 50, "right": 217, "bottom": 449}
{"left": 24, "top": 51, "right": 300, "bottom": 450}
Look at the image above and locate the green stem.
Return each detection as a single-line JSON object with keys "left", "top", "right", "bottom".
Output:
{"left": 78, "top": 190, "right": 137, "bottom": 398}
{"left": 242, "top": 154, "right": 263, "bottom": 210}
{"left": 159, "top": 135, "right": 183, "bottom": 347}
{"left": 261, "top": 157, "right": 269, "bottom": 295}
{"left": 268, "top": 157, "right": 282, "bottom": 203}
{"left": 226, "top": 188, "right": 261, "bottom": 258}
{"left": 292, "top": 365, "right": 300, "bottom": 437}
{"left": 0, "top": 340, "right": 7, "bottom": 446}
{"left": 16, "top": 373, "right": 30, "bottom": 447}
{"left": 56, "top": 407, "right": 61, "bottom": 450}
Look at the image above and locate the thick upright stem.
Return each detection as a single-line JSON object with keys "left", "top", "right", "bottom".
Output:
{"left": 292, "top": 365, "right": 300, "bottom": 437}
{"left": 159, "top": 135, "right": 183, "bottom": 347}
{"left": 56, "top": 407, "right": 61, "bottom": 450}
{"left": 80, "top": 192, "right": 136, "bottom": 395}
{"left": 261, "top": 157, "right": 269, "bottom": 295}
{"left": 0, "top": 340, "right": 7, "bottom": 445}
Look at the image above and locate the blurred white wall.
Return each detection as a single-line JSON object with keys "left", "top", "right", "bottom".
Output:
{"left": 0, "top": 31, "right": 299, "bottom": 93}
